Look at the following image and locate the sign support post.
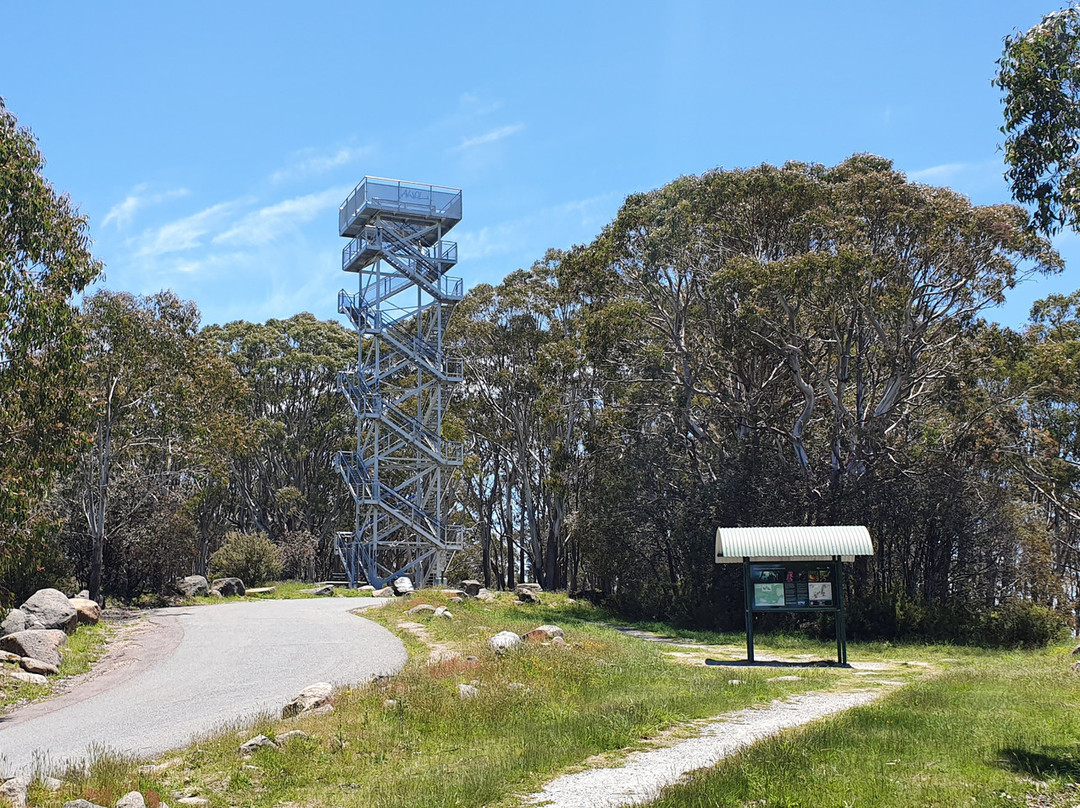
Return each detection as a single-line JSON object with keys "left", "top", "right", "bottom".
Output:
{"left": 742, "top": 557, "right": 754, "bottom": 663}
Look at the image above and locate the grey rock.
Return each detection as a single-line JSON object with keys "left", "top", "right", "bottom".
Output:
{"left": 310, "top": 703, "right": 335, "bottom": 715}
{"left": 6, "top": 669, "right": 48, "bottom": 685}
{"left": 516, "top": 589, "right": 541, "bottom": 604}
{"left": 277, "top": 729, "right": 308, "bottom": 744}
{"left": 20, "top": 588, "right": 77, "bottom": 633}
{"left": 372, "top": 586, "right": 394, "bottom": 597}
{"left": 460, "top": 580, "right": 482, "bottom": 597}
{"left": 174, "top": 576, "right": 209, "bottom": 598}
{"left": 115, "top": 791, "right": 147, "bottom": 808}
{"left": 239, "top": 734, "right": 277, "bottom": 755}
{"left": 68, "top": 598, "right": 102, "bottom": 625}
{"left": 490, "top": 630, "right": 522, "bottom": 654}
{"left": 382, "top": 698, "right": 398, "bottom": 708}
{"left": 550, "top": 636, "right": 567, "bottom": 647}
{"left": 407, "top": 604, "right": 437, "bottom": 616}
{"left": 0, "top": 609, "right": 26, "bottom": 636}
{"left": 0, "top": 650, "right": 20, "bottom": 663}
{"left": 434, "top": 606, "right": 453, "bottom": 620}
{"left": 391, "top": 576, "right": 414, "bottom": 596}
{"left": 282, "top": 681, "right": 333, "bottom": 718}
{"left": 211, "top": 577, "right": 245, "bottom": 597}
{"left": 527, "top": 626, "right": 561, "bottom": 639}
{"left": 449, "top": 596, "right": 464, "bottom": 604}
{"left": 0, "top": 629, "right": 66, "bottom": 668}
{"left": 299, "top": 585, "right": 334, "bottom": 597}
{"left": 515, "top": 583, "right": 542, "bottom": 594}
{"left": 0, "top": 775, "right": 30, "bottom": 808}
{"left": 42, "top": 776, "right": 63, "bottom": 792}
{"left": 477, "top": 588, "right": 497, "bottom": 601}
{"left": 20, "top": 656, "right": 59, "bottom": 675}
{"left": 507, "top": 682, "right": 527, "bottom": 691}
{"left": 457, "top": 683, "right": 479, "bottom": 699}
{"left": 76, "top": 589, "right": 89, "bottom": 599}
{"left": 64, "top": 800, "right": 107, "bottom": 808}
{"left": 244, "top": 586, "right": 276, "bottom": 595}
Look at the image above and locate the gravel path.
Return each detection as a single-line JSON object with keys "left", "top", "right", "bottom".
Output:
{"left": 525, "top": 688, "right": 883, "bottom": 808}
{"left": 0, "top": 597, "right": 405, "bottom": 776}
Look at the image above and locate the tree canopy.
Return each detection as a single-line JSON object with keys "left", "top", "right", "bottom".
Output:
{"left": 0, "top": 97, "right": 103, "bottom": 601}
{"left": 997, "top": 6, "right": 1080, "bottom": 236}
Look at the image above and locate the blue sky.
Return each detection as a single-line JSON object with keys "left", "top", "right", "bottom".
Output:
{"left": 5, "top": 1, "right": 1077, "bottom": 328}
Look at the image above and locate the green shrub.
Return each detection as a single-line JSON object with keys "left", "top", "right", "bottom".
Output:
{"left": 208, "top": 531, "right": 282, "bottom": 586}
{"left": 846, "top": 594, "right": 1071, "bottom": 648}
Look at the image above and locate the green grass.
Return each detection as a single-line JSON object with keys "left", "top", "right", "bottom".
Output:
{"left": 642, "top": 646, "right": 1080, "bottom": 808}
{"left": 185, "top": 579, "right": 373, "bottom": 605}
{"left": 36, "top": 592, "right": 854, "bottom": 808}
{"left": 0, "top": 621, "right": 111, "bottom": 710}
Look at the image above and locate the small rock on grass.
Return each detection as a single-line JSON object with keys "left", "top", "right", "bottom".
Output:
{"left": 0, "top": 775, "right": 30, "bottom": 808}
{"left": 521, "top": 624, "right": 563, "bottom": 642}
{"left": 277, "top": 729, "right": 309, "bottom": 744}
{"left": 176, "top": 799, "right": 210, "bottom": 806}
{"left": 408, "top": 604, "right": 437, "bottom": 616}
{"left": 239, "top": 734, "right": 277, "bottom": 755}
{"left": 63, "top": 800, "right": 107, "bottom": 808}
{"left": 5, "top": 669, "right": 47, "bottom": 685}
{"left": 391, "top": 576, "right": 414, "bottom": 596}
{"left": 115, "top": 791, "right": 147, "bottom": 808}
{"left": 490, "top": 631, "right": 522, "bottom": 654}
{"left": 300, "top": 585, "right": 334, "bottom": 597}
{"left": 372, "top": 586, "right": 394, "bottom": 597}
{"left": 21, "top": 656, "right": 59, "bottom": 675}
{"left": 434, "top": 606, "right": 452, "bottom": 619}
{"left": 516, "top": 589, "right": 541, "bottom": 604}
{"left": 282, "top": 682, "right": 333, "bottom": 718}
{"left": 244, "top": 586, "right": 276, "bottom": 596}
{"left": 458, "top": 683, "right": 479, "bottom": 699}
{"left": 507, "top": 682, "right": 527, "bottom": 691}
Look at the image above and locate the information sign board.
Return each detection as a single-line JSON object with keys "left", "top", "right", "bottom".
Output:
{"left": 749, "top": 562, "right": 836, "bottom": 610}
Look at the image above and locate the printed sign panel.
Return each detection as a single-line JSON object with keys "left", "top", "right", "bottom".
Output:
{"left": 749, "top": 562, "right": 837, "bottom": 610}
{"left": 753, "top": 583, "right": 786, "bottom": 607}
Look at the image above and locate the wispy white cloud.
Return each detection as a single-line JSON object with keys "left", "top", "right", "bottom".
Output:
{"left": 270, "top": 146, "right": 371, "bottom": 183}
{"left": 452, "top": 123, "right": 525, "bottom": 152}
{"left": 102, "top": 184, "right": 190, "bottom": 229}
{"left": 906, "top": 162, "right": 973, "bottom": 183}
{"left": 130, "top": 200, "right": 242, "bottom": 258}
{"left": 454, "top": 192, "right": 620, "bottom": 265}
{"left": 213, "top": 186, "right": 350, "bottom": 246}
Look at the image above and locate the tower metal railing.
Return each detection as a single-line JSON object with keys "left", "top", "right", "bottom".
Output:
{"left": 333, "top": 177, "right": 465, "bottom": 588}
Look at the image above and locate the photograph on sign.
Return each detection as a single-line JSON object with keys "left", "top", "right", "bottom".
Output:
{"left": 753, "top": 583, "right": 786, "bottom": 607}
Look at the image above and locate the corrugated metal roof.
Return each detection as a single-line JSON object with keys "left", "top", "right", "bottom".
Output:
{"left": 715, "top": 525, "right": 873, "bottom": 563}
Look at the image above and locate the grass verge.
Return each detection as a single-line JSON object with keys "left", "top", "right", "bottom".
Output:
{"left": 1, "top": 621, "right": 111, "bottom": 710}
{"left": 33, "top": 592, "right": 862, "bottom": 808}
{"left": 642, "top": 645, "right": 1080, "bottom": 808}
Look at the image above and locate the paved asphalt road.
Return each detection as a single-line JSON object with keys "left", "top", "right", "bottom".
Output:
{"left": 0, "top": 597, "right": 406, "bottom": 776}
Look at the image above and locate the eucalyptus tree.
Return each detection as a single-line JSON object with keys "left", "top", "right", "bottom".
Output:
{"left": 997, "top": 6, "right": 1080, "bottom": 236}
{"left": 451, "top": 253, "right": 592, "bottom": 589}
{"left": 68, "top": 290, "right": 240, "bottom": 601}
{"left": 0, "top": 99, "right": 103, "bottom": 602}
{"left": 568, "top": 156, "right": 1058, "bottom": 620}
{"left": 203, "top": 313, "right": 354, "bottom": 576}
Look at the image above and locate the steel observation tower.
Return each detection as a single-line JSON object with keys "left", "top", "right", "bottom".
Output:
{"left": 333, "top": 177, "right": 465, "bottom": 588}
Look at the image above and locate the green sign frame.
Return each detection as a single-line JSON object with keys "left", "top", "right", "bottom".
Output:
{"left": 741, "top": 556, "right": 849, "bottom": 664}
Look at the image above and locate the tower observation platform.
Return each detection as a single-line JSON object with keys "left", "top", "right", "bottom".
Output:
{"left": 333, "top": 177, "right": 466, "bottom": 589}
